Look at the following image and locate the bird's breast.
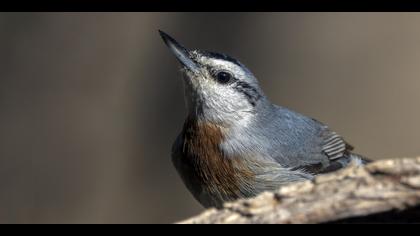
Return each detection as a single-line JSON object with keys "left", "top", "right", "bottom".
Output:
{"left": 172, "top": 116, "right": 255, "bottom": 207}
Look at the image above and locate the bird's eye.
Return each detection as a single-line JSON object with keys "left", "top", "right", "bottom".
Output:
{"left": 215, "top": 71, "right": 233, "bottom": 84}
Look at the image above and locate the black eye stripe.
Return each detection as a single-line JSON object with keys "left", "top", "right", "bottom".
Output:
{"left": 236, "top": 88, "right": 256, "bottom": 106}
{"left": 236, "top": 81, "right": 259, "bottom": 95}
{"left": 236, "top": 81, "right": 261, "bottom": 99}
{"left": 203, "top": 65, "right": 261, "bottom": 107}
{"left": 234, "top": 81, "right": 262, "bottom": 107}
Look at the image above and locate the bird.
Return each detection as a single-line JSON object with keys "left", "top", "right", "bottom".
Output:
{"left": 159, "top": 30, "right": 370, "bottom": 209}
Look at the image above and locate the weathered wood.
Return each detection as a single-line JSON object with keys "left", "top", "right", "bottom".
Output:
{"left": 178, "top": 157, "right": 420, "bottom": 224}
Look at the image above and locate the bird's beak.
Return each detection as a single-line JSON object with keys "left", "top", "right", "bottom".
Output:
{"left": 159, "top": 30, "right": 200, "bottom": 73}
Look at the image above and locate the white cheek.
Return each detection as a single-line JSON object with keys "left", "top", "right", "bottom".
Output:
{"left": 199, "top": 82, "right": 254, "bottom": 124}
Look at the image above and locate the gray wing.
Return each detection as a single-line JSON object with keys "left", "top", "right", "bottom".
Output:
{"left": 315, "top": 119, "right": 354, "bottom": 160}
{"left": 294, "top": 121, "right": 359, "bottom": 175}
{"left": 266, "top": 106, "right": 357, "bottom": 175}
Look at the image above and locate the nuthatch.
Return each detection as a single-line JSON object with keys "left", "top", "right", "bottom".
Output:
{"left": 159, "top": 30, "right": 370, "bottom": 208}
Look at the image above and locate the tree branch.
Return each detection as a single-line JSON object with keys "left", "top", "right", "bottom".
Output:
{"left": 178, "top": 157, "right": 420, "bottom": 224}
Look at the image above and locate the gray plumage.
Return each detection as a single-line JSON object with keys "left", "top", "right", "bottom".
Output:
{"left": 160, "top": 30, "right": 370, "bottom": 208}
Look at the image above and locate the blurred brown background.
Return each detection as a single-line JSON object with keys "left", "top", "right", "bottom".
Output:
{"left": 1, "top": 12, "right": 420, "bottom": 223}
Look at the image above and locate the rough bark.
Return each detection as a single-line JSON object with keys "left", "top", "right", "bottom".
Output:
{"left": 178, "top": 157, "right": 420, "bottom": 224}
